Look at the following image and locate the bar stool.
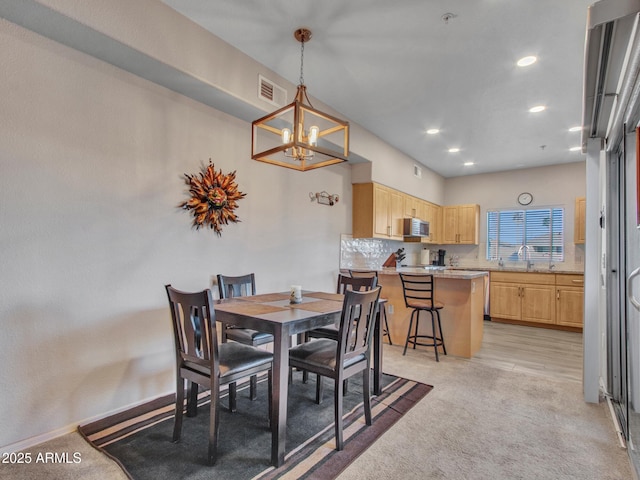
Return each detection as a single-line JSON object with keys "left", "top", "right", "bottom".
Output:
{"left": 398, "top": 273, "right": 446, "bottom": 361}
{"left": 348, "top": 270, "right": 393, "bottom": 345}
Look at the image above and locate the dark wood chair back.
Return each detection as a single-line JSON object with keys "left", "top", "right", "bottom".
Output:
{"left": 336, "top": 273, "right": 377, "bottom": 294}
{"left": 338, "top": 287, "right": 382, "bottom": 364}
{"left": 348, "top": 270, "right": 379, "bottom": 280}
{"left": 165, "top": 284, "right": 272, "bottom": 465}
{"left": 166, "top": 285, "right": 219, "bottom": 376}
{"left": 217, "top": 273, "right": 256, "bottom": 299}
{"left": 289, "top": 286, "right": 381, "bottom": 450}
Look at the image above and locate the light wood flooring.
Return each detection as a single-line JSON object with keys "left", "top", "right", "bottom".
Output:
{"left": 467, "top": 321, "right": 583, "bottom": 383}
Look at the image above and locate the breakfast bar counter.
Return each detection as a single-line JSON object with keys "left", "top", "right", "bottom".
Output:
{"left": 352, "top": 267, "right": 488, "bottom": 358}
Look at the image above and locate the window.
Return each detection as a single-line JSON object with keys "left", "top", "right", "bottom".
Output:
{"left": 487, "top": 208, "right": 564, "bottom": 262}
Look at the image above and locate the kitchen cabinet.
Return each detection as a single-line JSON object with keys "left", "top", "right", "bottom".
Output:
{"left": 404, "top": 195, "right": 421, "bottom": 218}
{"left": 490, "top": 271, "right": 584, "bottom": 329}
{"left": 352, "top": 182, "right": 441, "bottom": 243}
{"left": 422, "top": 201, "right": 441, "bottom": 244}
{"left": 574, "top": 197, "right": 586, "bottom": 244}
{"left": 555, "top": 274, "right": 584, "bottom": 327}
{"left": 442, "top": 204, "right": 480, "bottom": 244}
{"left": 403, "top": 198, "right": 441, "bottom": 244}
{"left": 490, "top": 272, "right": 556, "bottom": 324}
{"left": 353, "top": 183, "right": 404, "bottom": 240}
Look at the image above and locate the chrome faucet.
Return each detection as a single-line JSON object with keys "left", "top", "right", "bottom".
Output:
{"left": 498, "top": 257, "right": 504, "bottom": 268}
{"left": 518, "top": 245, "right": 532, "bottom": 269}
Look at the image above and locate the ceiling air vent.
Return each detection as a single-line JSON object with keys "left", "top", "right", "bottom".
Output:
{"left": 414, "top": 164, "right": 422, "bottom": 179}
{"left": 258, "top": 74, "right": 287, "bottom": 107}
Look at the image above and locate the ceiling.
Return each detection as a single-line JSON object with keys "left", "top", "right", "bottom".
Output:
{"left": 161, "top": 0, "right": 594, "bottom": 178}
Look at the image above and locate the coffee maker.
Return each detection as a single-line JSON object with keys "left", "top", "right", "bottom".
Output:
{"left": 437, "top": 249, "right": 446, "bottom": 266}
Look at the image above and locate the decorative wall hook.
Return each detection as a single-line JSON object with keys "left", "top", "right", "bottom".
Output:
{"left": 309, "top": 191, "right": 339, "bottom": 206}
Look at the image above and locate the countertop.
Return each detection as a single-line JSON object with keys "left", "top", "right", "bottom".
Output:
{"left": 448, "top": 266, "right": 583, "bottom": 275}
{"left": 350, "top": 267, "right": 489, "bottom": 280}
{"left": 346, "top": 266, "right": 583, "bottom": 279}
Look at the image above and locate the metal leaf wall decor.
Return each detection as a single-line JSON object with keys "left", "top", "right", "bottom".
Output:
{"left": 179, "top": 160, "right": 246, "bottom": 236}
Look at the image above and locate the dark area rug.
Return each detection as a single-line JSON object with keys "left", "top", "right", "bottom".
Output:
{"left": 79, "top": 372, "right": 432, "bottom": 480}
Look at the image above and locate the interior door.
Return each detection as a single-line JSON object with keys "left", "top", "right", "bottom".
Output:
{"left": 607, "top": 146, "right": 627, "bottom": 440}
{"left": 625, "top": 129, "right": 640, "bottom": 472}
{"left": 607, "top": 126, "right": 640, "bottom": 475}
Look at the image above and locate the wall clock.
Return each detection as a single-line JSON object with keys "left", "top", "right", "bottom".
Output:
{"left": 517, "top": 192, "right": 533, "bottom": 206}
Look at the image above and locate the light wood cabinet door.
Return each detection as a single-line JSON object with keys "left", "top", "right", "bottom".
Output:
{"left": 574, "top": 197, "right": 586, "bottom": 244}
{"left": 521, "top": 284, "right": 556, "bottom": 324}
{"left": 556, "top": 286, "right": 584, "bottom": 327}
{"left": 490, "top": 282, "right": 522, "bottom": 320}
{"left": 431, "top": 205, "right": 442, "bottom": 243}
{"left": 389, "top": 190, "right": 404, "bottom": 239}
{"left": 404, "top": 195, "right": 420, "bottom": 218}
{"left": 442, "top": 204, "right": 479, "bottom": 244}
{"left": 442, "top": 206, "right": 459, "bottom": 243}
{"left": 373, "top": 185, "right": 390, "bottom": 237}
{"left": 421, "top": 201, "right": 436, "bottom": 243}
{"left": 458, "top": 204, "right": 480, "bottom": 244}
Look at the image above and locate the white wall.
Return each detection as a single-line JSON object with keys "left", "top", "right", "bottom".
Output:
{"left": 0, "top": 19, "right": 355, "bottom": 450}
{"left": 440, "top": 162, "right": 586, "bottom": 269}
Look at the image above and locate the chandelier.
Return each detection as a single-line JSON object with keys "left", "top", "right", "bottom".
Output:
{"left": 251, "top": 28, "right": 350, "bottom": 171}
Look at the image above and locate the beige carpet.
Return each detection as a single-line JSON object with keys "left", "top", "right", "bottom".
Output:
{"left": 1, "top": 344, "right": 633, "bottom": 480}
{"left": 339, "top": 344, "right": 633, "bottom": 480}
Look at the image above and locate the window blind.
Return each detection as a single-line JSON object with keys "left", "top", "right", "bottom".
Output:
{"left": 487, "top": 208, "right": 564, "bottom": 262}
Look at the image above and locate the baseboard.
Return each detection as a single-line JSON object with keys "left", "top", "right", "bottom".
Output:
{"left": 0, "top": 377, "right": 262, "bottom": 455}
{"left": 0, "top": 389, "right": 175, "bottom": 455}
{"left": 0, "top": 424, "right": 78, "bottom": 455}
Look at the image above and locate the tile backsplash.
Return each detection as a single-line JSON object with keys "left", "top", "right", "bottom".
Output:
{"left": 339, "top": 235, "right": 424, "bottom": 270}
{"left": 340, "top": 234, "right": 585, "bottom": 272}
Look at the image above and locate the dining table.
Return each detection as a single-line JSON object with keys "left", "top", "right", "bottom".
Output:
{"left": 214, "top": 290, "right": 384, "bottom": 467}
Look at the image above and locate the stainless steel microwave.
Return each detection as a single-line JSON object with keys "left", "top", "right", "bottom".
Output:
{"left": 403, "top": 218, "right": 430, "bottom": 237}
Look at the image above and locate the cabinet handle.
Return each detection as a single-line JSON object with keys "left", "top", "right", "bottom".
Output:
{"left": 557, "top": 290, "right": 560, "bottom": 300}
{"left": 571, "top": 279, "right": 584, "bottom": 284}
{"left": 387, "top": 225, "right": 391, "bottom": 236}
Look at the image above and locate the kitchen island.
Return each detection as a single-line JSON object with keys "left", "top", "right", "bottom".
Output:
{"left": 353, "top": 267, "right": 489, "bottom": 358}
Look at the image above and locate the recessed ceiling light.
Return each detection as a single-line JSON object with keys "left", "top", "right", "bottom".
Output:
{"left": 570, "top": 146, "right": 581, "bottom": 152}
{"left": 529, "top": 105, "right": 546, "bottom": 113}
{"left": 517, "top": 56, "right": 537, "bottom": 67}
{"left": 448, "top": 147, "right": 460, "bottom": 153}
{"left": 569, "top": 126, "right": 582, "bottom": 132}
{"left": 426, "top": 128, "right": 440, "bottom": 135}
{"left": 464, "top": 161, "right": 474, "bottom": 166}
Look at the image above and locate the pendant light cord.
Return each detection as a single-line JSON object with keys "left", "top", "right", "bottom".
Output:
{"left": 299, "top": 38, "right": 305, "bottom": 86}
{"left": 298, "top": 38, "right": 313, "bottom": 106}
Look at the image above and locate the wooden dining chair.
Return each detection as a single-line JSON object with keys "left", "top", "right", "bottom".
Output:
{"left": 307, "top": 274, "right": 378, "bottom": 342}
{"left": 289, "top": 287, "right": 381, "bottom": 451}
{"left": 165, "top": 285, "right": 273, "bottom": 465}
{"left": 217, "top": 273, "right": 274, "bottom": 403}
{"left": 304, "top": 274, "right": 378, "bottom": 388}
{"left": 349, "top": 270, "right": 393, "bottom": 345}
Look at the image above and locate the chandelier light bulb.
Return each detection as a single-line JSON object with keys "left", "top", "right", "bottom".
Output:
{"left": 308, "top": 125, "right": 319, "bottom": 146}
{"left": 281, "top": 128, "right": 291, "bottom": 144}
